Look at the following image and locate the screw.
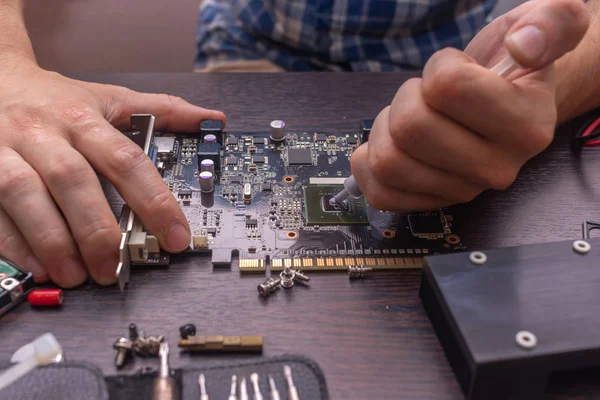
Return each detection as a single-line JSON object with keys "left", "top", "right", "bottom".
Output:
{"left": 129, "top": 323, "right": 139, "bottom": 341}
{"left": 293, "top": 270, "right": 310, "bottom": 283}
{"left": 280, "top": 265, "right": 295, "bottom": 288}
{"left": 179, "top": 323, "right": 197, "bottom": 339}
{"left": 348, "top": 266, "right": 372, "bottom": 279}
{"left": 113, "top": 337, "right": 133, "bottom": 369}
{"left": 258, "top": 277, "right": 281, "bottom": 297}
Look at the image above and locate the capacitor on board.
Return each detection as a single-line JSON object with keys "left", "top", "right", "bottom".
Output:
{"left": 199, "top": 171, "right": 214, "bottom": 193}
{"left": 200, "top": 159, "right": 215, "bottom": 174}
{"left": 269, "top": 120, "right": 286, "bottom": 142}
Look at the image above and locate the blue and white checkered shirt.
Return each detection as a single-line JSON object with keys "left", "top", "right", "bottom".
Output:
{"left": 196, "top": 0, "right": 497, "bottom": 71}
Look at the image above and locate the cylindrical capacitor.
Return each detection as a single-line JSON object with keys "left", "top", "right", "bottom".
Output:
{"left": 269, "top": 120, "right": 286, "bottom": 141}
{"left": 200, "top": 159, "right": 215, "bottom": 174}
{"left": 28, "top": 289, "right": 63, "bottom": 306}
{"left": 204, "top": 134, "right": 217, "bottom": 143}
{"left": 199, "top": 171, "right": 214, "bottom": 193}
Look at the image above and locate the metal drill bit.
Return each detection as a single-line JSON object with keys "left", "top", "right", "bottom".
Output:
{"left": 268, "top": 374, "right": 280, "bottom": 400}
{"left": 284, "top": 365, "right": 299, "bottom": 400}
{"left": 240, "top": 377, "right": 249, "bottom": 400}
{"left": 250, "top": 373, "right": 263, "bottom": 400}
{"left": 198, "top": 373, "right": 208, "bottom": 400}
{"left": 228, "top": 375, "right": 238, "bottom": 400}
{"left": 152, "top": 342, "right": 179, "bottom": 400}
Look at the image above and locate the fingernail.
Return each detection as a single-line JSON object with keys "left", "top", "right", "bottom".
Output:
{"left": 507, "top": 25, "right": 547, "bottom": 64}
{"left": 58, "top": 259, "right": 88, "bottom": 288}
{"left": 23, "top": 256, "right": 48, "bottom": 281}
{"left": 165, "top": 223, "right": 191, "bottom": 252}
{"left": 96, "top": 256, "right": 119, "bottom": 286}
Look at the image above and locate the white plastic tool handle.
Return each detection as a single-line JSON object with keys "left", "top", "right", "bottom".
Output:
{"left": 0, "top": 356, "right": 38, "bottom": 391}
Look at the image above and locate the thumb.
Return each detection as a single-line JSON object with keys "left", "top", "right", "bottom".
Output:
{"left": 504, "top": 0, "right": 589, "bottom": 69}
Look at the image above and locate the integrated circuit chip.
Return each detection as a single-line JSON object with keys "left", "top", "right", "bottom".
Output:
{"left": 314, "top": 133, "right": 327, "bottom": 142}
{"left": 408, "top": 214, "right": 444, "bottom": 238}
{"left": 226, "top": 136, "right": 238, "bottom": 145}
{"left": 253, "top": 137, "right": 265, "bottom": 145}
{"left": 303, "top": 185, "right": 369, "bottom": 225}
{"left": 288, "top": 148, "right": 313, "bottom": 166}
{"left": 252, "top": 156, "right": 266, "bottom": 164}
{"left": 226, "top": 157, "right": 238, "bottom": 165}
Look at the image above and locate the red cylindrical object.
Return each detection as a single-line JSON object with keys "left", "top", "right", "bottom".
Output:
{"left": 27, "top": 289, "right": 63, "bottom": 307}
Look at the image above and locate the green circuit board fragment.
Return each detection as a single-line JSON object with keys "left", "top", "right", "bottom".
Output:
{"left": 303, "top": 185, "right": 370, "bottom": 225}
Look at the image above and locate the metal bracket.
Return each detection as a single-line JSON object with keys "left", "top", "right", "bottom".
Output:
{"left": 115, "top": 114, "right": 156, "bottom": 291}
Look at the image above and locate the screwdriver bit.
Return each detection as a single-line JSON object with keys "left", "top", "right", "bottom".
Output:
{"left": 152, "top": 343, "right": 179, "bottom": 400}
{"left": 178, "top": 336, "right": 263, "bottom": 353}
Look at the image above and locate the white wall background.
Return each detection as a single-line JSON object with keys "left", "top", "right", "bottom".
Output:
{"left": 25, "top": 0, "right": 201, "bottom": 72}
{"left": 24, "top": 0, "right": 525, "bottom": 73}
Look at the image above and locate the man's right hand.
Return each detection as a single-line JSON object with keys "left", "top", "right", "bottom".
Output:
{"left": 0, "top": 54, "right": 225, "bottom": 287}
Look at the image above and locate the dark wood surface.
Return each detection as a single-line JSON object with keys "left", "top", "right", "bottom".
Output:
{"left": 2, "top": 73, "right": 600, "bottom": 399}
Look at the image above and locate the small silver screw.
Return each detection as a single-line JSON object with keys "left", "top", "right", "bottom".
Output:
{"left": 516, "top": 331, "right": 537, "bottom": 349}
{"left": 293, "top": 270, "right": 310, "bottom": 283}
{"left": 257, "top": 277, "right": 281, "bottom": 298}
{"left": 280, "top": 265, "right": 296, "bottom": 288}
{"left": 348, "top": 266, "right": 372, "bottom": 279}
{"left": 469, "top": 251, "right": 487, "bottom": 265}
{"left": 113, "top": 337, "right": 133, "bottom": 369}
{"left": 573, "top": 240, "right": 591, "bottom": 254}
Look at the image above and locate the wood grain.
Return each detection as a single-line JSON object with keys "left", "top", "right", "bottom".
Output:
{"left": 1, "top": 73, "right": 600, "bottom": 399}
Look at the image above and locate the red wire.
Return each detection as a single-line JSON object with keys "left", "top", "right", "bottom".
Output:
{"left": 582, "top": 116, "right": 600, "bottom": 147}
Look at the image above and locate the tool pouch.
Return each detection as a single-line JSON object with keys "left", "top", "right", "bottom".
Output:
{"left": 0, "top": 354, "right": 329, "bottom": 400}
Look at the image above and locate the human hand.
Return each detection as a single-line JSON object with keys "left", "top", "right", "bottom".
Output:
{"left": 351, "top": 0, "right": 588, "bottom": 211}
{"left": 0, "top": 56, "right": 225, "bottom": 287}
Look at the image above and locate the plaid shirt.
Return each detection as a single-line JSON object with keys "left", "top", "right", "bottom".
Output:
{"left": 195, "top": 0, "right": 497, "bottom": 72}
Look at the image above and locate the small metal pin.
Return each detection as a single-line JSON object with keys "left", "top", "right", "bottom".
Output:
{"left": 240, "top": 377, "right": 249, "bottom": 400}
{"left": 268, "top": 374, "right": 281, "bottom": 400}
{"left": 199, "top": 373, "right": 208, "bottom": 400}
{"left": 284, "top": 365, "right": 299, "bottom": 400}
{"left": 250, "top": 373, "right": 263, "bottom": 400}
{"left": 228, "top": 375, "right": 238, "bottom": 400}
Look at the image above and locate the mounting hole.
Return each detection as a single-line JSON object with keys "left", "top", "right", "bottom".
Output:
{"left": 382, "top": 229, "right": 395, "bottom": 239}
{"left": 469, "top": 251, "right": 487, "bottom": 265}
{"left": 573, "top": 240, "right": 590, "bottom": 254}
{"left": 283, "top": 176, "right": 294, "bottom": 183}
{"left": 286, "top": 231, "right": 298, "bottom": 239}
{"left": 445, "top": 235, "right": 460, "bottom": 245}
{"left": 516, "top": 331, "right": 537, "bottom": 349}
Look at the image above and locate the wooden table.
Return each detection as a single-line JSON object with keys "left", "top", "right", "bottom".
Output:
{"left": 2, "top": 73, "right": 600, "bottom": 399}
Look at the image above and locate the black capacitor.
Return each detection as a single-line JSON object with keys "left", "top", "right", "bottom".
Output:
{"left": 197, "top": 142, "right": 221, "bottom": 171}
{"left": 360, "top": 119, "right": 374, "bottom": 143}
{"left": 200, "top": 119, "right": 223, "bottom": 144}
{"left": 179, "top": 323, "right": 197, "bottom": 339}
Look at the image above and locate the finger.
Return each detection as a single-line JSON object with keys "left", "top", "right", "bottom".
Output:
{"left": 16, "top": 136, "right": 121, "bottom": 285}
{"left": 388, "top": 79, "right": 519, "bottom": 190}
{"left": 0, "top": 146, "right": 87, "bottom": 287}
{"left": 98, "top": 85, "right": 226, "bottom": 132}
{"left": 0, "top": 206, "right": 48, "bottom": 283}
{"left": 351, "top": 145, "right": 451, "bottom": 212}
{"left": 66, "top": 114, "right": 191, "bottom": 253}
{"left": 366, "top": 106, "right": 483, "bottom": 200}
{"left": 504, "top": 0, "right": 589, "bottom": 69}
{"left": 421, "top": 48, "right": 556, "bottom": 157}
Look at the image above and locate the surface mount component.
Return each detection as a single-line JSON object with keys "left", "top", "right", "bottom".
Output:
{"left": 270, "top": 120, "right": 286, "bottom": 141}
{"left": 408, "top": 214, "right": 445, "bottom": 239}
{"left": 287, "top": 148, "right": 313, "bottom": 165}
{"left": 304, "top": 185, "right": 369, "bottom": 225}
{"left": 360, "top": 119, "right": 374, "bottom": 143}
{"left": 421, "top": 238, "right": 600, "bottom": 400}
